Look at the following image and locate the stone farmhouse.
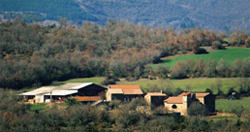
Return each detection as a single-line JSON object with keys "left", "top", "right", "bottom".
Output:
{"left": 164, "top": 92, "right": 215, "bottom": 116}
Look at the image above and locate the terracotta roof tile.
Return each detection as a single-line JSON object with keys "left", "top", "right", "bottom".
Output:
{"left": 178, "top": 92, "right": 191, "bottom": 97}
{"left": 195, "top": 93, "right": 209, "bottom": 97}
{"left": 108, "top": 89, "right": 124, "bottom": 94}
{"left": 122, "top": 89, "right": 143, "bottom": 95}
{"left": 72, "top": 96, "right": 101, "bottom": 102}
{"left": 109, "top": 85, "right": 143, "bottom": 95}
{"left": 164, "top": 96, "right": 183, "bottom": 104}
{"left": 110, "top": 85, "right": 141, "bottom": 89}
{"left": 146, "top": 92, "right": 166, "bottom": 96}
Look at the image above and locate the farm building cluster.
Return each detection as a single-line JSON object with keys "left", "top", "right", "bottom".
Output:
{"left": 20, "top": 82, "right": 215, "bottom": 116}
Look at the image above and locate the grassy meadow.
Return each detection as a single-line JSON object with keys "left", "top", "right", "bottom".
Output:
{"left": 216, "top": 97, "right": 250, "bottom": 112}
{"left": 46, "top": 77, "right": 243, "bottom": 95}
{"left": 51, "top": 77, "right": 105, "bottom": 86}
{"left": 151, "top": 47, "right": 250, "bottom": 69}
{"left": 118, "top": 78, "right": 241, "bottom": 94}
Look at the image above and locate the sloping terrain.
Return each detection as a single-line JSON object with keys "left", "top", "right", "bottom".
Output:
{"left": 0, "top": 0, "right": 250, "bottom": 31}
{"left": 151, "top": 48, "right": 250, "bottom": 69}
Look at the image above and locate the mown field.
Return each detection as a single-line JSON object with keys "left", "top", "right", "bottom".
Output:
{"left": 118, "top": 78, "right": 242, "bottom": 94}
{"left": 47, "top": 77, "right": 244, "bottom": 94}
{"left": 216, "top": 97, "right": 250, "bottom": 112}
{"left": 151, "top": 48, "right": 250, "bottom": 69}
{"left": 51, "top": 77, "right": 105, "bottom": 86}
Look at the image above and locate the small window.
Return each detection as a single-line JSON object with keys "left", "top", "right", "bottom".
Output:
{"left": 172, "top": 104, "right": 177, "bottom": 109}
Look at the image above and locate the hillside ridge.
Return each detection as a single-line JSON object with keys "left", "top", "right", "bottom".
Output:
{"left": 0, "top": 0, "right": 250, "bottom": 31}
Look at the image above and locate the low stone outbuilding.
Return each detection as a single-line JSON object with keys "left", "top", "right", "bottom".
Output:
{"left": 144, "top": 91, "right": 166, "bottom": 106}
{"left": 106, "top": 85, "right": 143, "bottom": 101}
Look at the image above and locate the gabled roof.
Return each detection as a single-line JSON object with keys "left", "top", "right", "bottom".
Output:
{"left": 164, "top": 92, "right": 210, "bottom": 104}
{"left": 178, "top": 92, "right": 191, "bottom": 97}
{"left": 72, "top": 96, "right": 101, "bottom": 102}
{"left": 195, "top": 93, "right": 210, "bottom": 97}
{"left": 145, "top": 92, "right": 166, "bottom": 96}
{"left": 164, "top": 96, "right": 183, "bottom": 104}
{"left": 20, "top": 82, "right": 106, "bottom": 96}
{"left": 109, "top": 85, "right": 143, "bottom": 95}
{"left": 122, "top": 89, "right": 143, "bottom": 95}
{"left": 108, "top": 89, "right": 124, "bottom": 94}
{"left": 165, "top": 92, "right": 190, "bottom": 104}
{"left": 110, "top": 85, "right": 140, "bottom": 89}
{"left": 20, "top": 87, "right": 55, "bottom": 96}
{"left": 44, "top": 90, "right": 78, "bottom": 96}
{"left": 55, "top": 83, "right": 94, "bottom": 90}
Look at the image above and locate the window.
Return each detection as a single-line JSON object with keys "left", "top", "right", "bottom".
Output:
{"left": 172, "top": 104, "right": 177, "bottom": 109}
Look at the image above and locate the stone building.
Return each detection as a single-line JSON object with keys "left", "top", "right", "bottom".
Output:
{"left": 106, "top": 85, "right": 143, "bottom": 101}
{"left": 144, "top": 91, "right": 166, "bottom": 106}
{"left": 164, "top": 92, "right": 215, "bottom": 116}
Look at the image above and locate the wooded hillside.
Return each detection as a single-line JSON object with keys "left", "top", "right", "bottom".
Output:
{"left": 0, "top": 19, "right": 250, "bottom": 89}
{"left": 1, "top": 0, "right": 250, "bottom": 31}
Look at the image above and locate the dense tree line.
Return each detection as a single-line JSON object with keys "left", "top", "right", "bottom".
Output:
{"left": 1, "top": 90, "right": 250, "bottom": 132}
{"left": 0, "top": 19, "right": 250, "bottom": 89}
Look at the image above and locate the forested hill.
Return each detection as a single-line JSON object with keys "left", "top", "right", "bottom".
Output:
{"left": 0, "top": 0, "right": 250, "bottom": 31}
{"left": 0, "top": 19, "right": 250, "bottom": 89}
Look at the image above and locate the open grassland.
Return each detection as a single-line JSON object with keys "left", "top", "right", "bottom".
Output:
{"left": 118, "top": 78, "right": 241, "bottom": 94}
{"left": 22, "top": 77, "right": 244, "bottom": 95}
{"left": 50, "top": 77, "right": 243, "bottom": 94}
{"left": 51, "top": 77, "right": 105, "bottom": 86}
{"left": 216, "top": 97, "right": 250, "bottom": 112}
{"left": 152, "top": 48, "right": 250, "bottom": 69}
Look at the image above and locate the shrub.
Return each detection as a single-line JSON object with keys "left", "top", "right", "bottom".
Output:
{"left": 101, "top": 76, "right": 119, "bottom": 85}
{"left": 170, "top": 62, "right": 187, "bottom": 79}
{"left": 188, "top": 101, "right": 209, "bottom": 116}
{"left": 212, "top": 41, "right": 225, "bottom": 49}
{"left": 65, "top": 98, "right": 79, "bottom": 106}
{"left": 193, "top": 48, "right": 208, "bottom": 54}
{"left": 230, "top": 105, "right": 244, "bottom": 117}
{"left": 157, "top": 66, "right": 170, "bottom": 79}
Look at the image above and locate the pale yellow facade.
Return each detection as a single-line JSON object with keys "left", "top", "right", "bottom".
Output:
{"left": 197, "top": 97, "right": 204, "bottom": 104}
{"left": 164, "top": 95, "right": 189, "bottom": 116}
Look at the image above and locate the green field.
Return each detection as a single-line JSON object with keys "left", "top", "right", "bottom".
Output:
{"left": 118, "top": 78, "right": 241, "bottom": 94}
{"left": 51, "top": 77, "right": 105, "bottom": 86}
{"left": 48, "top": 77, "right": 243, "bottom": 94}
{"left": 216, "top": 97, "right": 250, "bottom": 112}
{"left": 152, "top": 48, "right": 250, "bottom": 69}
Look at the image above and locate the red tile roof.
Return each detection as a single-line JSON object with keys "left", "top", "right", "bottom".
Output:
{"left": 109, "top": 85, "right": 143, "bottom": 95}
{"left": 72, "top": 96, "right": 101, "bottom": 102}
{"left": 110, "top": 85, "right": 140, "bottom": 89}
{"left": 165, "top": 92, "right": 210, "bottom": 104}
{"left": 178, "top": 92, "right": 191, "bottom": 97}
{"left": 195, "top": 93, "right": 209, "bottom": 97}
{"left": 146, "top": 92, "right": 166, "bottom": 96}
{"left": 164, "top": 96, "right": 183, "bottom": 104}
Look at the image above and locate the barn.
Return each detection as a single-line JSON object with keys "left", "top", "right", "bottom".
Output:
{"left": 20, "top": 83, "right": 107, "bottom": 103}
